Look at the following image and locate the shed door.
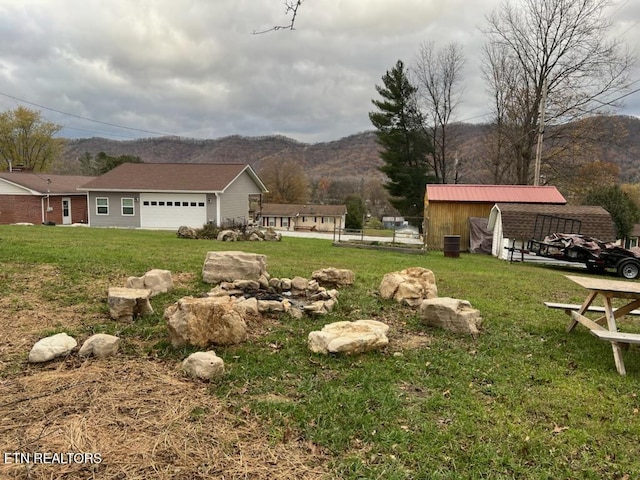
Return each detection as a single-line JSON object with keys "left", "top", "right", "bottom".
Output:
{"left": 140, "top": 193, "right": 206, "bottom": 229}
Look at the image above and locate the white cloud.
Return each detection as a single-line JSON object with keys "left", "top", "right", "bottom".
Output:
{"left": 0, "top": 0, "right": 636, "bottom": 142}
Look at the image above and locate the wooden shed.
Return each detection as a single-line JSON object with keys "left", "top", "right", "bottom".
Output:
{"left": 488, "top": 203, "right": 616, "bottom": 260}
{"left": 424, "top": 184, "right": 566, "bottom": 251}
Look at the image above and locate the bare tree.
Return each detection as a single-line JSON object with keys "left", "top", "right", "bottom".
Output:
{"left": 258, "top": 157, "right": 310, "bottom": 204}
{"left": 481, "top": 42, "right": 534, "bottom": 184}
{"left": 253, "top": 1, "right": 303, "bottom": 34}
{"left": 481, "top": 0, "right": 634, "bottom": 185}
{"left": 413, "top": 41, "right": 465, "bottom": 184}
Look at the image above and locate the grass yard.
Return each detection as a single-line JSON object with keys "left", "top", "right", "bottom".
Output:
{"left": 1, "top": 225, "right": 640, "bottom": 479}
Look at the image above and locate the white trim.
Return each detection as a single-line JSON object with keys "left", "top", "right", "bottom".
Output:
{"left": 0, "top": 178, "right": 41, "bottom": 195}
{"left": 96, "top": 197, "right": 109, "bottom": 215}
{"left": 121, "top": 197, "right": 135, "bottom": 216}
{"left": 215, "top": 192, "right": 221, "bottom": 227}
{"left": 221, "top": 165, "right": 268, "bottom": 194}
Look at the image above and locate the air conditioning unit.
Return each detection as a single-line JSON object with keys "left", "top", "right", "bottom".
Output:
{"left": 47, "top": 207, "right": 53, "bottom": 212}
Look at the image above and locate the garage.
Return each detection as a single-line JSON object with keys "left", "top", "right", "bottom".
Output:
{"left": 140, "top": 193, "right": 206, "bottom": 229}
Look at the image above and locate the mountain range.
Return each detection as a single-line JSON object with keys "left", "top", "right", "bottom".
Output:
{"left": 58, "top": 115, "right": 640, "bottom": 184}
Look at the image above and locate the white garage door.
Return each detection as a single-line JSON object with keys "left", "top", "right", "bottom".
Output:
{"left": 140, "top": 193, "right": 207, "bottom": 229}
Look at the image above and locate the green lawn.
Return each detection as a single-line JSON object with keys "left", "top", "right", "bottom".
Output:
{"left": 1, "top": 225, "right": 640, "bottom": 479}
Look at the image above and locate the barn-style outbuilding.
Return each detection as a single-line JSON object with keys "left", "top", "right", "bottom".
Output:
{"left": 423, "top": 184, "right": 566, "bottom": 251}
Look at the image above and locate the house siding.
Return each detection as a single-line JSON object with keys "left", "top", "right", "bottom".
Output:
{"left": 425, "top": 202, "right": 494, "bottom": 250}
{"left": 206, "top": 194, "right": 217, "bottom": 224}
{"left": 220, "top": 171, "right": 262, "bottom": 225}
{"left": 88, "top": 192, "right": 140, "bottom": 228}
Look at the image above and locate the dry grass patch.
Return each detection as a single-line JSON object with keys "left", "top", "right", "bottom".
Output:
{"left": 0, "top": 358, "right": 331, "bottom": 480}
{"left": 0, "top": 263, "right": 332, "bottom": 479}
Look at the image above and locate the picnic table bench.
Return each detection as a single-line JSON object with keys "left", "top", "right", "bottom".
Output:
{"left": 545, "top": 275, "right": 640, "bottom": 375}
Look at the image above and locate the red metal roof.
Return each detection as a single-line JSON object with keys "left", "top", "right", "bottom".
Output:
{"left": 426, "top": 184, "right": 566, "bottom": 204}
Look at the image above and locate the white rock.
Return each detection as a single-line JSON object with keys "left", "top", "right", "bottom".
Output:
{"left": 182, "top": 351, "right": 225, "bottom": 381}
{"left": 28, "top": 333, "right": 77, "bottom": 363}
{"left": 379, "top": 267, "right": 437, "bottom": 306}
{"left": 164, "top": 295, "right": 248, "bottom": 347}
{"left": 126, "top": 269, "right": 173, "bottom": 297}
{"left": 78, "top": 334, "right": 121, "bottom": 358}
{"left": 419, "top": 297, "right": 482, "bottom": 336}
{"left": 311, "top": 268, "right": 355, "bottom": 287}
{"left": 308, "top": 320, "right": 389, "bottom": 355}
{"left": 202, "top": 251, "right": 269, "bottom": 285}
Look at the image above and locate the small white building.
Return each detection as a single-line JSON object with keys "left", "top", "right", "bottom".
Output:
{"left": 488, "top": 203, "right": 616, "bottom": 260}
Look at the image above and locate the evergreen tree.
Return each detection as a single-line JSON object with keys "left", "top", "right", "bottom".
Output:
{"left": 369, "top": 60, "right": 435, "bottom": 221}
{"left": 344, "top": 194, "right": 366, "bottom": 229}
{"left": 80, "top": 152, "right": 142, "bottom": 175}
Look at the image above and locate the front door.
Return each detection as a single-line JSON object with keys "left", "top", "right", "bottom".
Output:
{"left": 62, "top": 198, "right": 71, "bottom": 224}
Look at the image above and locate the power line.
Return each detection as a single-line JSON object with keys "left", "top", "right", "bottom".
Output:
{"left": 0, "top": 91, "right": 173, "bottom": 137}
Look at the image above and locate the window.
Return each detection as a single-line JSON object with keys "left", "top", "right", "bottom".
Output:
{"left": 96, "top": 197, "right": 109, "bottom": 215}
{"left": 182, "top": 202, "right": 189, "bottom": 206}
{"left": 159, "top": 201, "right": 165, "bottom": 206}
{"left": 198, "top": 202, "right": 205, "bottom": 207}
{"left": 151, "top": 201, "right": 157, "bottom": 206}
{"left": 190, "top": 202, "right": 197, "bottom": 207}
{"left": 143, "top": 201, "right": 150, "bottom": 206}
{"left": 268, "top": 217, "right": 275, "bottom": 227}
{"left": 282, "top": 217, "right": 289, "bottom": 228}
{"left": 166, "top": 201, "right": 173, "bottom": 206}
{"left": 122, "top": 198, "right": 135, "bottom": 216}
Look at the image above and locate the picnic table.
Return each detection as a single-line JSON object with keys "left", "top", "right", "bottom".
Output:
{"left": 548, "top": 275, "right": 640, "bottom": 375}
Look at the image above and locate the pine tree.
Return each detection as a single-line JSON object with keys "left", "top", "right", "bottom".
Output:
{"left": 369, "top": 60, "right": 435, "bottom": 220}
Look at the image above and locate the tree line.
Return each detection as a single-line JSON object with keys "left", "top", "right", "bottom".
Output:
{"left": 368, "top": 0, "right": 638, "bottom": 238}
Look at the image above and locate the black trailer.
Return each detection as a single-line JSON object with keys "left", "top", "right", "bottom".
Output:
{"left": 518, "top": 214, "right": 640, "bottom": 279}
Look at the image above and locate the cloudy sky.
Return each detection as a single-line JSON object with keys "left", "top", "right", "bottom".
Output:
{"left": 0, "top": 0, "right": 638, "bottom": 143}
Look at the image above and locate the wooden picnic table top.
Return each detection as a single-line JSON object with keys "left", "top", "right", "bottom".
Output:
{"left": 566, "top": 275, "right": 640, "bottom": 296}
{"left": 564, "top": 275, "right": 640, "bottom": 375}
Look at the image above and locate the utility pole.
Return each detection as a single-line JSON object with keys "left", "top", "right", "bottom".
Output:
{"left": 533, "top": 78, "right": 548, "bottom": 186}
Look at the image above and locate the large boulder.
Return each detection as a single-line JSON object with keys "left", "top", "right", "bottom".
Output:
{"left": 217, "top": 230, "right": 239, "bottom": 242}
{"left": 308, "top": 320, "right": 390, "bottom": 355}
{"left": 177, "top": 226, "right": 198, "bottom": 239}
{"left": 379, "top": 267, "right": 437, "bottom": 306}
{"left": 311, "top": 268, "right": 355, "bottom": 287}
{"left": 181, "top": 351, "right": 225, "bottom": 381}
{"left": 28, "top": 333, "right": 77, "bottom": 363}
{"left": 126, "top": 269, "right": 173, "bottom": 297}
{"left": 78, "top": 334, "right": 120, "bottom": 359}
{"left": 108, "top": 287, "right": 154, "bottom": 322}
{"left": 419, "top": 297, "right": 482, "bottom": 336}
{"left": 202, "top": 251, "right": 269, "bottom": 285}
{"left": 263, "top": 228, "right": 281, "bottom": 241}
{"left": 164, "top": 296, "right": 248, "bottom": 347}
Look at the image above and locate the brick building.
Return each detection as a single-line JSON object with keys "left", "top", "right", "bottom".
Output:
{"left": 0, "top": 172, "right": 95, "bottom": 225}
